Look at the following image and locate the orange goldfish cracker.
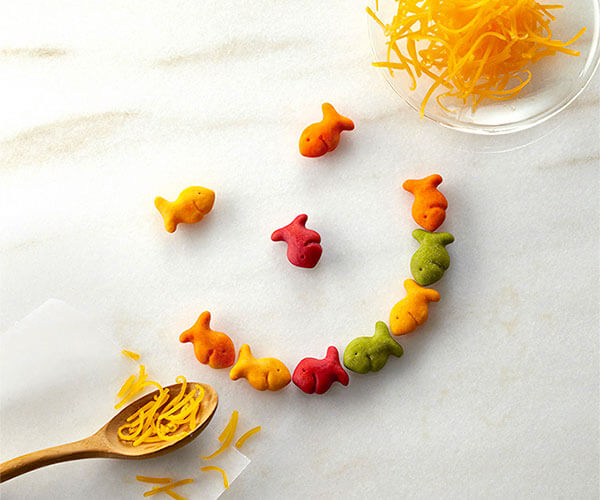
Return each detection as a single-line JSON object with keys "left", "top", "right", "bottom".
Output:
{"left": 403, "top": 174, "right": 448, "bottom": 232}
{"left": 143, "top": 479, "right": 194, "bottom": 497}
{"left": 299, "top": 103, "right": 354, "bottom": 158}
{"left": 136, "top": 476, "right": 173, "bottom": 484}
{"left": 389, "top": 279, "right": 440, "bottom": 335}
{"left": 201, "top": 466, "right": 230, "bottom": 489}
{"left": 155, "top": 186, "right": 215, "bottom": 233}
{"left": 229, "top": 344, "right": 291, "bottom": 391}
{"left": 179, "top": 311, "right": 236, "bottom": 369}
{"left": 367, "top": 1, "right": 586, "bottom": 116}
{"left": 235, "top": 426, "right": 262, "bottom": 449}
{"left": 202, "top": 410, "right": 239, "bottom": 459}
{"left": 122, "top": 349, "right": 141, "bottom": 361}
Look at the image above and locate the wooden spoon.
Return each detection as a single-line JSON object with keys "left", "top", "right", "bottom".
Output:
{"left": 0, "top": 382, "right": 218, "bottom": 483}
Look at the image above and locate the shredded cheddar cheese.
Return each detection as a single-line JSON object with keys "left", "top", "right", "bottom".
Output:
{"left": 136, "top": 476, "right": 173, "bottom": 484}
{"left": 122, "top": 349, "right": 141, "bottom": 361}
{"left": 235, "top": 426, "right": 261, "bottom": 449}
{"left": 136, "top": 476, "right": 191, "bottom": 500}
{"left": 118, "top": 376, "right": 205, "bottom": 447}
{"left": 143, "top": 479, "right": 194, "bottom": 497}
{"left": 202, "top": 410, "right": 239, "bottom": 459}
{"left": 201, "top": 466, "right": 230, "bottom": 489}
{"left": 368, "top": 0, "right": 586, "bottom": 116}
{"left": 115, "top": 364, "right": 162, "bottom": 410}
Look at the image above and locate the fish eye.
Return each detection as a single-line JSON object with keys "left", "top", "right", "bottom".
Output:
{"left": 423, "top": 214, "right": 427, "bottom": 218}
{"left": 419, "top": 268, "right": 423, "bottom": 271}
{"left": 277, "top": 369, "right": 281, "bottom": 372}
{"left": 306, "top": 138, "right": 310, "bottom": 141}
{"left": 354, "top": 352, "right": 358, "bottom": 356}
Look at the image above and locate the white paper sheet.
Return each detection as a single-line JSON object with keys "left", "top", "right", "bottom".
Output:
{"left": 0, "top": 299, "right": 249, "bottom": 500}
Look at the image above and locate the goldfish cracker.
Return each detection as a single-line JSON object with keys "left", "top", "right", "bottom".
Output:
{"left": 155, "top": 186, "right": 215, "bottom": 233}
{"left": 389, "top": 279, "right": 440, "bottom": 335}
{"left": 411, "top": 229, "right": 454, "bottom": 286}
{"left": 271, "top": 214, "right": 322, "bottom": 268}
{"left": 403, "top": 174, "right": 448, "bottom": 232}
{"left": 229, "top": 344, "right": 291, "bottom": 391}
{"left": 299, "top": 103, "right": 354, "bottom": 158}
{"left": 179, "top": 311, "right": 235, "bottom": 369}
{"left": 343, "top": 322, "right": 403, "bottom": 374}
{"left": 292, "top": 346, "right": 349, "bottom": 395}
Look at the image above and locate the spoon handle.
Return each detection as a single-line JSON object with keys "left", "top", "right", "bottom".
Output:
{"left": 0, "top": 435, "right": 105, "bottom": 483}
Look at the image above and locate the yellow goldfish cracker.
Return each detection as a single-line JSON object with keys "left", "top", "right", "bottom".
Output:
{"left": 201, "top": 466, "right": 229, "bottom": 489}
{"left": 235, "top": 426, "right": 261, "bottom": 449}
{"left": 122, "top": 349, "right": 141, "bottom": 361}
{"left": 154, "top": 186, "right": 215, "bottom": 233}
{"left": 202, "top": 411, "right": 238, "bottom": 459}
{"left": 229, "top": 344, "right": 291, "bottom": 391}
{"left": 143, "top": 479, "right": 194, "bottom": 497}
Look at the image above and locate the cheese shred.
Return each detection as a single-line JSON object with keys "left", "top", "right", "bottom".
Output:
{"left": 201, "top": 466, "right": 230, "bottom": 489}
{"left": 202, "top": 410, "right": 239, "bottom": 459}
{"left": 115, "top": 364, "right": 162, "bottom": 410}
{"left": 136, "top": 476, "right": 173, "bottom": 484}
{"left": 368, "top": 0, "right": 586, "bottom": 116}
{"left": 235, "top": 426, "right": 262, "bottom": 449}
{"left": 143, "top": 479, "right": 194, "bottom": 497}
{"left": 122, "top": 349, "right": 141, "bottom": 361}
{"left": 118, "top": 376, "right": 205, "bottom": 447}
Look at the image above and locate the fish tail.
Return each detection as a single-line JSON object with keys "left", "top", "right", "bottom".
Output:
{"left": 432, "top": 232, "right": 455, "bottom": 246}
{"left": 412, "top": 229, "right": 428, "bottom": 244}
{"left": 422, "top": 286, "right": 441, "bottom": 302}
{"left": 229, "top": 344, "right": 253, "bottom": 380}
{"left": 154, "top": 196, "right": 176, "bottom": 233}
{"left": 179, "top": 330, "right": 192, "bottom": 343}
{"left": 402, "top": 179, "right": 418, "bottom": 194}
{"left": 374, "top": 321, "right": 404, "bottom": 358}
{"left": 195, "top": 311, "right": 212, "bottom": 331}
{"left": 237, "top": 344, "right": 253, "bottom": 363}
{"left": 322, "top": 103, "right": 354, "bottom": 131}
{"left": 425, "top": 174, "right": 443, "bottom": 188}
{"left": 325, "top": 346, "right": 339, "bottom": 361}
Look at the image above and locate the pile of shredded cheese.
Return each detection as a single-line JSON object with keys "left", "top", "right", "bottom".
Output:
{"left": 118, "top": 376, "right": 205, "bottom": 447}
{"left": 367, "top": 0, "right": 586, "bottom": 116}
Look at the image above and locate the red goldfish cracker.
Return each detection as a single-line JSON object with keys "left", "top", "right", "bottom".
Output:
{"left": 389, "top": 279, "right": 440, "bottom": 336}
{"left": 403, "top": 174, "right": 448, "bottom": 232}
{"left": 299, "top": 103, "right": 354, "bottom": 158}
{"left": 179, "top": 311, "right": 235, "bottom": 369}
{"left": 229, "top": 344, "right": 291, "bottom": 391}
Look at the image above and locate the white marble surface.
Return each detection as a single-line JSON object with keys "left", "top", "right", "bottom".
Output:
{"left": 1, "top": 1, "right": 599, "bottom": 499}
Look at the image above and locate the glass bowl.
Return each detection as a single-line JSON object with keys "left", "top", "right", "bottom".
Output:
{"left": 368, "top": 0, "right": 600, "bottom": 135}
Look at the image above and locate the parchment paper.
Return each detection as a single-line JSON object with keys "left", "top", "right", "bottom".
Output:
{"left": 0, "top": 299, "right": 249, "bottom": 500}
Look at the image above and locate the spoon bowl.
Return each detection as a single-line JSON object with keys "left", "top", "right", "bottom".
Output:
{"left": 0, "top": 382, "right": 218, "bottom": 482}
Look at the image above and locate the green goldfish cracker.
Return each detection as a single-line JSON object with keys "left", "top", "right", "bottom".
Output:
{"left": 410, "top": 229, "right": 454, "bottom": 286}
{"left": 343, "top": 322, "right": 403, "bottom": 374}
